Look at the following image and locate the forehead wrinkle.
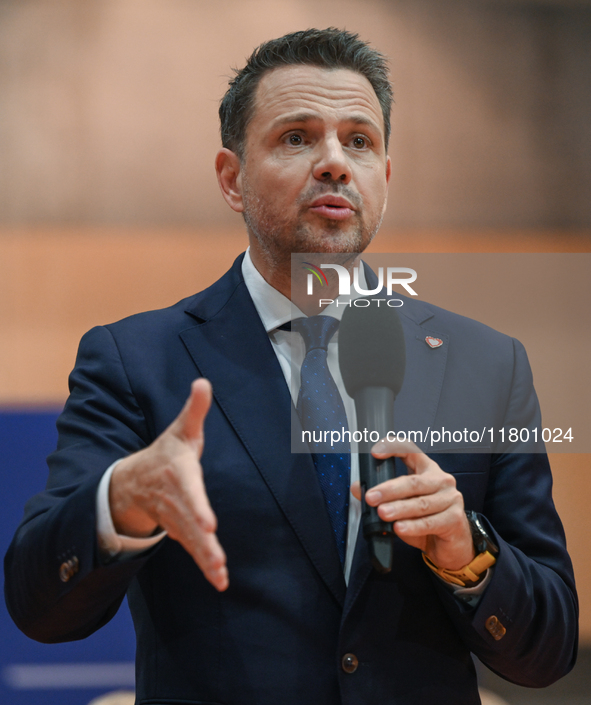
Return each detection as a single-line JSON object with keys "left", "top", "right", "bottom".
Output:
{"left": 253, "top": 68, "right": 383, "bottom": 119}
{"left": 262, "top": 85, "right": 380, "bottom": 114}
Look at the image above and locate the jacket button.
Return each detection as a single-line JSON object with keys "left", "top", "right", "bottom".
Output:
{"left": 59, "top": 556, "right": 80, "bottom": 583}
{"left": 485, "top": 615, "right": 506, "bottom": 641}
{"left": 59, "top": 562, "right": 72, "bottom": 582}
{"left": 342, "top": 653, "right": 359, "bottom": 673}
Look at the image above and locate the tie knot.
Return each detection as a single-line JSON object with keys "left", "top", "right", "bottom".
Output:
{"left": 290, "top": 316, "right": 339, "bottom": 353}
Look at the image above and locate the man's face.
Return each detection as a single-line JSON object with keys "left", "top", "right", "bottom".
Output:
{"left": 234, "top": 65, "right": 391, "bottom": 270}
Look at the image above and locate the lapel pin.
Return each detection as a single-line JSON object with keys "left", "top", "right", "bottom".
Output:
{"left": 425, "top": 336, "right": 443, "bottom": 349}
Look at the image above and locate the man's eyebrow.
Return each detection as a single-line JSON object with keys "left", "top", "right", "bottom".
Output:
{"left": 272, "top": 112, "right": 321, "bottom": 127}
{"left": 345, "top": 114, "right": 382, "bottom": 133}
{"left": 272, "top": 112, "right": 382, "bottom": 133}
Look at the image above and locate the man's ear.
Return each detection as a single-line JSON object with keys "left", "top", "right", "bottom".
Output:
{"left": 381, "top": 155, "right": 392, "bottom": 217}
{"left": 215, "top": 148, "right": 244, "bottom": 213}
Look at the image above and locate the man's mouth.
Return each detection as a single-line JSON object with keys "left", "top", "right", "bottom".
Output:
{"left": 309, "top": 195, "right": 356, "bottom": 221}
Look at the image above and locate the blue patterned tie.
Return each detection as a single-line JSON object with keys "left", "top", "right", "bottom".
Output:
{"left": 289, "top": 316, "right": 351, "bottom": 565}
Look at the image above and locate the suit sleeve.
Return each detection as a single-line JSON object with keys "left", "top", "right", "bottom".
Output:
{"left": 4, "top": 325, "right": 158, "bottom": 643}
{"left": 432, "top": 338, "right": 578, "bottom": 687}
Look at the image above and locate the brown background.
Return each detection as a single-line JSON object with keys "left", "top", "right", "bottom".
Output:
{"left": 1, "top": 0, "right": 590, "bottom": 645}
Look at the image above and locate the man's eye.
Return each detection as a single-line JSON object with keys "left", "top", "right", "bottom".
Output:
{"left": 288, "top": 134, "right": 302, "bottom": 145}
{"left": 352, "top": 136, "right": 367, "bottom": 148}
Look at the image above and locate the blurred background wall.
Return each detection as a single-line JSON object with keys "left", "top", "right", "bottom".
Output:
{"left": 0, "top": 0, "right": 589, "bottom": 227}
{"left": 0, "top": 1, "right": 590, "bottom": 703}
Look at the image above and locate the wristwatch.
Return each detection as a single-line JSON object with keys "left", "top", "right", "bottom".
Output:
{"left": 423, "top": 510, "right": 499, "bottom": 587}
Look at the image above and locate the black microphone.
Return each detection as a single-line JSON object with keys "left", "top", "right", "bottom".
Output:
{"left": 338, "top": 300, "right": 406, "bottom": 573}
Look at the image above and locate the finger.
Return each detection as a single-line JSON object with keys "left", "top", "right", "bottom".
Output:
{"left": 366, "top": 468, "right": 454, "bottom": 506}
{"left": 168, "top": 517, "right": 229, "bottom": 591}
{"left": 184, "top": 528, "right": 229, "bottom": 591}
{"left": 371, "top": 437, "right": 421, "bottom": 457}
{"left": 376, "top": 486, "right": 457, "bottom": 522}
{"left": 143, "top": 447, "right": 229, "bottom": 590}
{"left": 153, "top": 457, "right": 218, "bottom": 534}
{"left": 178, "top": 471, "right": 228, "bottom": 589}
{"left": 171, "top": 378, "right": 212, "bottom": 447}
{"left": 393, "top": 503, "right": 466, "bottom": 541}
{"left": 193, "top": 533, "right": 229, "bottom": 592}
{"left": 156, "top": 474, "right": 228, "bottom": 591}
{"left": 351, "top": 481, "right": 361, "bottom": 501}
{"left": 370, "top": 438, "right": 433, "bottom": 475}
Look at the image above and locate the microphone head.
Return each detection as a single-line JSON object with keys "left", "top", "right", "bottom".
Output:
{"left": 338, "top": 300, "right": 406, "bottom": 398}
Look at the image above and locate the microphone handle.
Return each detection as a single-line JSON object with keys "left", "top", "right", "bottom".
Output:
{"left": 354, "top": 387, "right": 406, "bottom": 574}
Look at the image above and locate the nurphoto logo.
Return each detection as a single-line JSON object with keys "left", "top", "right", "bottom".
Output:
{"left": 303, "top": 263, "right": 418, "bottom": 296}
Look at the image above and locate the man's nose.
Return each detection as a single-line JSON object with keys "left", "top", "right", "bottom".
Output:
{"left": 312, "top": 138, "right": 352, "bottom": 183}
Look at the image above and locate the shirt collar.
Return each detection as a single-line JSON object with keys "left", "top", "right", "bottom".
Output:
{"left": 241, "top": 248, "right": 370, "bottom": 333}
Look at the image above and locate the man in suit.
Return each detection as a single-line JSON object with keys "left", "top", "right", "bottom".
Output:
{"left": 5, "top": 28, "right": 577, "bottom": 705}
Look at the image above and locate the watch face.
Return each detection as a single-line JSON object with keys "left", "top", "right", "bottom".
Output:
{"left": 466, "top": 511, "right": 499, "bottom": 556}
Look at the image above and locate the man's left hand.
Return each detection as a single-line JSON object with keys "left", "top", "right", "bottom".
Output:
{"left": 351, "top": 438, "right": 475, "bottom": 571}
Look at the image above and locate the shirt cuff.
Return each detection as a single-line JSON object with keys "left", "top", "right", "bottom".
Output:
{"left": 96, "top": 459, "right": 167, "bottom": 559}
{"left": 442, "top": 567, "right": 494, "bottom": 608}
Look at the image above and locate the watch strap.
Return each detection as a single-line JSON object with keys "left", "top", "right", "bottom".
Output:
{"left": 423, "top": 550, "right": 497, "bottom": 587}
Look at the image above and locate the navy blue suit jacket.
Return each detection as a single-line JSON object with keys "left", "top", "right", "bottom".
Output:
{"left": 5, "top": 254, "right": 578, "bottom": 705}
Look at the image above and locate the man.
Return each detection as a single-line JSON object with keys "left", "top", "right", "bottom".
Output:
{"left": 4, "top": 28, "right": 577, "bottom": 705}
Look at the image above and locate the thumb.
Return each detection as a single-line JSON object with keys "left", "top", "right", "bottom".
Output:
{"left": 173, "top": 378, "right": 212, "bottom": 446}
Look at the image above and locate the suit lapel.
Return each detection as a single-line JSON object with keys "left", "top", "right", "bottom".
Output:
{"left": 395, "top": 304, "right": 450, "bottom": 436}
{"left": 179, "top": 257, "right": 346, "bottom": 606}
{"left": 359, "top": 264, "right": 449, "bottom": 436}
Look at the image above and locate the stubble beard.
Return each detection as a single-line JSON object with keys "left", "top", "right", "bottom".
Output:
{"left": 242, "top": 177, "right": 385, "bottom": 272}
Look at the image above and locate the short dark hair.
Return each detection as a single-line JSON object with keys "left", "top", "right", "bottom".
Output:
{"left": 219, "top": 28, "right": 392, "bottom": 159}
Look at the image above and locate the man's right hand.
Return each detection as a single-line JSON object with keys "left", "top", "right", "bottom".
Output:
{"left": 109, "top": 378, "right": 228, "bottom": 591}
